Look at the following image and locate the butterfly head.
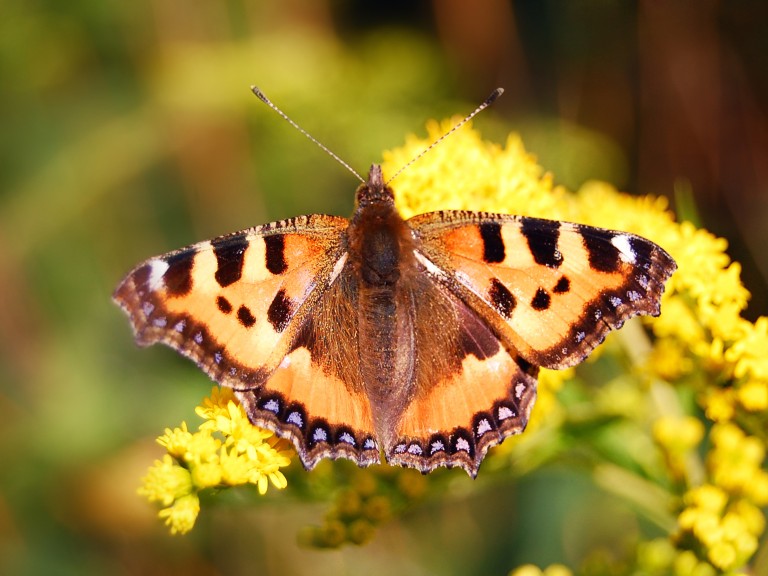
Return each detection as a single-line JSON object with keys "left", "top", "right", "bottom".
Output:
{"left": 354, "top": 164, "right": 395, "bottom": 210}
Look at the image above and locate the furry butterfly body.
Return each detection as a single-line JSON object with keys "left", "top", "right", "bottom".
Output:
{"left": 114, "top": 163, "right": 676, "bottom": 477}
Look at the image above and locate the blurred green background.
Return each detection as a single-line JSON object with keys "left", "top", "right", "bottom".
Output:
{"left": 2, "top": 1, "right": 767, "bottom": 575}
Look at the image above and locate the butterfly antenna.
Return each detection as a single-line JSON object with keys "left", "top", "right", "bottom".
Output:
{"left": 251, "top": 87, "right": 365, "bottom": 184}
{"left": 385, "top": 87, "right": 504, "bottom": 186}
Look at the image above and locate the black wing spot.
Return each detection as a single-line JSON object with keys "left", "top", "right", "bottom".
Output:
{"left": 212, "top": 233, "right": 248, "bottom": 287}
{"left": 267, "top": 288, "right": 293, "bottom": 332}
{"left": 217, "top": 296, "right": 233, "bottom": 314}
{"left": 553, "top": 275, "right": 570, "bottom": 294}
{"left": 479, "top": 222, "right": 505, "bottom": 263}
{"left": 628, "top": 235, "right": 653, "bottom": 267}
{"left": 531, "top": 287, "right": 551, "bottom": 311}
{"left": 264, "top": 235, "right": 288, "bottom": 275}
{"left": 521, "top": 217, "right": 563, "bottom": 268}
{"left": 163, "top": 252, "right": 194, "bottom": 296}
{"left": 237, "top": 305, "right": 256, "bottom": 328}
{"left": 580, "top": 227, "right": 621, "bottom": 273}
{"left": 489, "top": 278, "right": 516, "bottom": 319}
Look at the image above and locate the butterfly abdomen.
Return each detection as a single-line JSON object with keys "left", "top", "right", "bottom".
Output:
{"left": 346, "top": 179, "right": 425, "bottom": 447}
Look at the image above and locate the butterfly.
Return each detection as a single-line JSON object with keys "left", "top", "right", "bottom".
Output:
{"left": 114, "top": 89, "right": 676, "bottom": 477}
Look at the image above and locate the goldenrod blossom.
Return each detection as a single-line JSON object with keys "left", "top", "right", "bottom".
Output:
{"left": 382, "top": 121, "right": 767, "bottom": 573}
{"left": 140, "top": 118, "right": 767, "bottom": 575}
{"left": 139, "top": 386, "right": 292, "bottom": 534}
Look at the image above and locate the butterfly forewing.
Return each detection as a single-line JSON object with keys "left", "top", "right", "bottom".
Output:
{"left": 113, "top": 214, "right": 349, "bottom": 390}
{"left": 409, "top": 211, "right": 676, "bottom": 370}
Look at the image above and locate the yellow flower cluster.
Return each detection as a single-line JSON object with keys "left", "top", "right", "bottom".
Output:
{"left": 665, "top": 422, "right": 768, "bottom": 572}
{"left": 138, "top": 386, "right": 292, "bottom": 534}
{"left": 139, "top": 117, "right": 766, "bottom": 574}
{"left": 383, "top": 121, "right": 767, "bottom": 573}
{"left": 509, "top": 564, "right": 573, "bottom": 576}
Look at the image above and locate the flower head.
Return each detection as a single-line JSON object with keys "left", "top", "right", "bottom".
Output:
{"left": 139, "top": 387, "right": 293, "bottom": 534}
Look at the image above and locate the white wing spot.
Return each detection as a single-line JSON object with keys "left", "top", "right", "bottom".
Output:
{"left": 152, "top": 316, "right": 167, "bottom": 327}
{"left": 637, "top": 274, "right": 650, "bottom": 289}
{"left": 407, "top": 443, "right": 423, "bottom": 455}
{"left": 575, "top": 331, "right": 586, "bottom": 343}
{"left": 476, "top": 419, "right": 492, "bottom": 436}
{"left": 148, "top": 259, "right": 169, "bottom": 291}
{"left": 142, "top": 302, "right": 154, "bottom": 316}
{"left": 594, "top": 309, "right": 603, "bottom": 320}
{"left": 328, "top": 253, "right": 349, "bottom": 285}
{"left": 515, "top": 383, "right": 526, "bottom": 399}
{"left": 627, "top": 290, "right": 642, "bottom": 302}
{"left": 498, "top": 406, "right": 515, "bottom": 420}
{"left": 394, "top": 443, "right": 407, "bottom": 454}
{"left": 364, "top": 438, "right": 377, "bottom": 450}
{"left": 611, "top": 234, "right": 636, "bottom": 264}
{"left": 609, "top": 296, "right": 622, "bottom": 308}
{"left": 339, "top": 432, "right": 356, "bottom": 445}
{"left": 194, "top": 331, "right": 203, "bottom": 344}
{"left": 312, "top": 427, "right": 328, "bottom": 442}
{"left": 455, "top": 437, "right": 471, "bottom": 453}
{"left": 263, "top": 399, "right": 280, "bottom": 413}
{"left": 214, "top": 351, "right": 223, "bottom": 364}
{"left": 174, "top": 319, "right": 186, "bottom": 332}
{"left": 286, "top": 411, "right": 303, "bottom": 427}
{"left": 430, "top": 439, "right": 445, "bottom": 454}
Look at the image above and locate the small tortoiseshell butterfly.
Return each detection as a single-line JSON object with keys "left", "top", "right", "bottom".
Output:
{"left": 114, "top": 88, "right": 676, "bottom": 477}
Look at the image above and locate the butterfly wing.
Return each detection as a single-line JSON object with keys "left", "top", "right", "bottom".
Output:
{"left": 114, "top": 214, "right": 379, "bottom": 468}
{"left": 409, "top": 211, "right": 676, "bottom": 370}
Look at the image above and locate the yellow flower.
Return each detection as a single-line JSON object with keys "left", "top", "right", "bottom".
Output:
{"left": 384, "top": 122, "right": 560, "bottom": 218}
{"left": 138, "top": 454, "right": 193, "bottom": 507}
{"left": 653, "top": 415, "right": 704, "bottom": 452}
{"left": 139, "top": 387, "right": 292, "bottom": 534}
{"left": 737, "top": 379, "right": 768, "bottom": 411}
{"left": 158, "top": 493, "right": 200, "bottom": 535}
{"left": 709, "top": 423, "right": 766, "bottom": 495}
{"left": 156, "top": 422, "right": 194, "bottom": 460}
{"left": 508, "top": 565, "right": 573, "bottom": 576}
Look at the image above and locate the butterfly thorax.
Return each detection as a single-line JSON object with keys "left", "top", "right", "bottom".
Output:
{"left": 349, "top": 164, "right": 415, "bottom": 287}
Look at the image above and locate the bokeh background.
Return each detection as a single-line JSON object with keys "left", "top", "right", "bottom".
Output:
{"left": 2, "top": 1, "right": 767, "bottom": 575}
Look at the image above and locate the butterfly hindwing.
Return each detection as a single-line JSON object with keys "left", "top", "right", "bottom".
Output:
{"left": 409, "top": 211, "right": 676, "bottom": 370}
{"left": 236, "top": 270, "right": 381, "bottom": 469}
{"left": 387, "top": 272, "right": 538, "bottom": 476}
